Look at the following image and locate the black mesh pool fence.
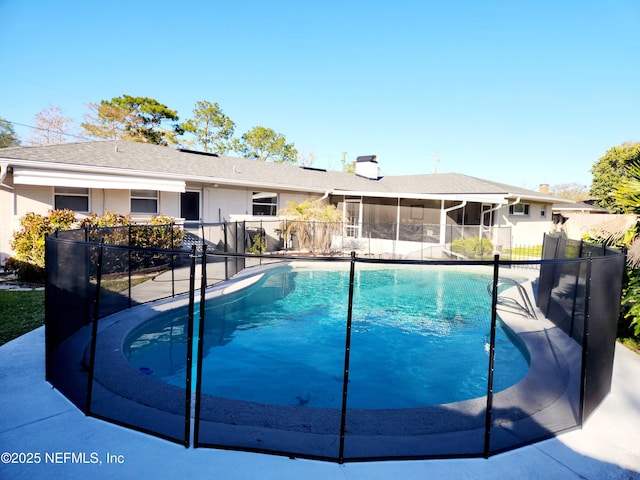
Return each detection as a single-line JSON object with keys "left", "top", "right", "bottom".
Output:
{"left": 44, "top": 227, "right": 625, "bottom": 462}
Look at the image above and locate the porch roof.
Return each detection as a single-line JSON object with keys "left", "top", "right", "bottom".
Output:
{"left": 12, "top": 166, "right": 185, "bottom": 193}
{"left": 330, "top": 189, "right": 511, "bottom": 205}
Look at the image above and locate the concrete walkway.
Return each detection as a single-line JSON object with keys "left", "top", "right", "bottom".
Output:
{"left": 0, "top": 327, "right": 639, "bottom": 479}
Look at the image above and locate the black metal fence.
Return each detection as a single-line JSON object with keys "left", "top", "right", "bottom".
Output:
{"left": 185, "top": 220, "right": 512, "bottom": 260}
{"left": 44, "top": 227, "right": 625, "bottom": 462}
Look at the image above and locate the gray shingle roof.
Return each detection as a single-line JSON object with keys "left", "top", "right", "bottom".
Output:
{"left": 0, "top": 140, "right": 562, "bottom": 201}
{"left": 552, "top": 202, "right": 610, "bottom": 213}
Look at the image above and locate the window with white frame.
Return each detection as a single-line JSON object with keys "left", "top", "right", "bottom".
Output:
{"left": 509, "top": 203, "right": 530, "bottom": 216}
{"left": 252, "top": 192, "right": 278, "bottom": 216}
{"left": 54, "top": 187, "right": 89, "bottom": 212}
{"left": 541, "top": 205, "right": 547, "bottom": 218}
{"left": 130, "top": 190, "right": 158, "bottom": 214}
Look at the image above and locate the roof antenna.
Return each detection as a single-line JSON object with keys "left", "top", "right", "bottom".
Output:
{"left": 432, "top": 151, "right": 439, "bottom": 174}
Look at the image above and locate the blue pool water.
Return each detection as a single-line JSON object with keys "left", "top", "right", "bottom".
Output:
{"left": 126, "top": 265, "right": 530, "bottom": 409}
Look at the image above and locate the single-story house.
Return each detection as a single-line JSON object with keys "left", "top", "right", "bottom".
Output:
{"left": 0, "top": 140, "right": 571, "bottom": 263}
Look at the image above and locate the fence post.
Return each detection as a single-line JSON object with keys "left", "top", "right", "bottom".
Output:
{"left": 194, "top": 245, "right": 207, "bottom": 446}
{"left": 483, "top": 254, "right": 500, "bottom": 457}
{"left": 312, "top": 221, "right": 316, "bottom": 254}
{"left": 223, "top": 221, "right": 229, "bottom": 280}
{"left": 338, "top": 251, "right": 357, "bottom": 463}
{"left": 201, "top": 221, "right": 206, "bottom": 253}
{"left": 260, "top": 219, "right": 264, "bottom": 264}
{"left": 171, "top": 223, "right": 175, "bottom": 297}
{"left": 579, "top": 255, "right": 593, "bottom": 425}
{"left": 83, "top": 228, "right": 91, "bottom": 326}
{"left": 234, "top": 222, "right": 239, "bottom": 277}
{"left": 185, "top": 245, "right": 197, "bottom": 447}
{"left": 85, "top": 241, "right": 104, "bottom": 414}
{"left": 127, "top": 226, "right": 132, "bottom": 308}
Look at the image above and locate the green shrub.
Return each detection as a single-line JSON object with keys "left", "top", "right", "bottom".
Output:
{"left": 9, "top": 209, "right": 77, "bottom": 269}
{"left": 621, "top": 266, "right": 640, "bottom": 338}
{"left": 5, "top": 209, "right": 184, "bottom": 281}
{"left": 84, "top": 213, "right": 185, "bottom": 275}
{"left": 79, "top": 210, "right": 131, "bottom": 228}
{"left": 2, "top": 257, "right": 46, "bottom": 283}
{"left": 451, "top": 236, "right": 494, "bottom": 258}
{"left": 248, "top": 231, "right": 266, "bottom": 254}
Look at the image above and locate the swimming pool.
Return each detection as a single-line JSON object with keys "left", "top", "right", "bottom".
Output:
{"left": 126, "top": 264, "right": 530, "bottom": 409}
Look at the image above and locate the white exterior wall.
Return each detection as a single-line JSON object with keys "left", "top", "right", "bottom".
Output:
{"left": 209, "top": 187, "right": 325, "bottom": 223}
{"left": 0, "top": 185, "right": 10, "bottom": 262}
{"left": 0, "top": 181, "right": 187, "bottom": 263}
{"left": 204, "top": 186, "right": 250, "bottom": 222}
{"left": 495, "top": 202, "right": 552, "bottom": 246}
{"left": 102, "top": 189, "right": 128, "bottom": 216}
{"left": 159, "top": 191, "right": 180, "bottom": 218}
{"left": 1, "top": 183, "right": 54, "bottom": 263}
{"left": 14, "top": 184, "right": 53, "bottom": 216}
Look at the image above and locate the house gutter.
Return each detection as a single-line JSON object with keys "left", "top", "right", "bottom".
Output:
{"left": 0, "top": 162, "right": 8, "bottom": 183}
{"left": 317, "top": 190, "right": 331, "bottom": 202}
{"left": 440, "top": 200, "right": 467, "bottom": 244}
{"left": 479, "top": 196, "right": 521, "bottom": 244}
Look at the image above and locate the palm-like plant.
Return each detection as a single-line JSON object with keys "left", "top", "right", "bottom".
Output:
{"left": 611, "top": 162, "right": 640, "bottom": 267}
{"left": 605, "top": 162, "right": 640, "bottom": 336}
{"left": 279, "top": 200, "right": 344, "bottom": 252}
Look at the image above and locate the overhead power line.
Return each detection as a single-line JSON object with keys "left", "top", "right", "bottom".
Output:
{"left": 6, "top": 120, "right": 94, "bottom": 144}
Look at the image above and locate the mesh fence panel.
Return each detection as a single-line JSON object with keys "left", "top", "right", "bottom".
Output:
{"left": 195, "top": 259, "right": 346, "bottom": 459}
{"left": 88, "top": 246, "right": 194, "bottom": 445}
{"left": 244, "top": 220, "right": 285, "bottom": 253}
{"left": 582, "top": 242, "right": 605, "bottom": 257}
{"left": 537, "top": 234, "right": 557, "bottom": 314}
{"left": 489, "top": 289, "right": 583, "bottom": 453}
{"left": 54, "top": 228, "right": 87, "bottom": 241}
{"left": 343, "top": 263, "right": 491, "bottom": 459}
{"left": 45, "top": 227, "right": 625, "bottom": 461}
{"left": 128, "top": 248, "right": 176, "bottom": 304}
{"left": 363, "top": 222, "right": 396, "bottom": 241}
{"left": 45, "top": 238, "right": 97, "bottom": 411}
{"left": 223, "top": 222, "right": 245, "bottom": 278}
{"left": 94, "top": 245, "right": 132, "bottom": 318}
{"left": 538, "top": 234, "right": 600, "bottom": 345}
{"left": 582, "top": 254, "right": 625, "bottom": 421}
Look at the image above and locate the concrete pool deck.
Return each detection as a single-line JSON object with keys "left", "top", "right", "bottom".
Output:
{"left": 1, "top": 327, "right": 640, "bottom": 479}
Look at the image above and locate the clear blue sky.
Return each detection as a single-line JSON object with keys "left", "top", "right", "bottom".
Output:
{"left": 1, "top": 0, "right": 638, "bottom": 190}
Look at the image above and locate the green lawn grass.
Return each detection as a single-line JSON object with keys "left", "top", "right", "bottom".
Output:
{"left": 505, "top": 245, "right": 543, "bottom": 257}
{"left": 0, "top": 274, "right": 155, "bottom": 346}
{"left": 0, "top": 289, "right": 45, "bottom": 346}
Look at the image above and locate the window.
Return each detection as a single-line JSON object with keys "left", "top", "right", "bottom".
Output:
{"left": 54, "top": 187, "right": 89, "bottom": 212}
{"left": 541, "top": 205, "right": 547, "bottom": 218}
{"left": 509, "top": 203, "right": 530, "bottom": 216}
{"left": 131, "top": 190, "right": 158, "bottom": 214}
{"left": 252, "top": 192, "right": 278, "bottom": 216}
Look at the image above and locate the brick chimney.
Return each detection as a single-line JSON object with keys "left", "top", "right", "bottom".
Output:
{"left": 539, "top": 184, "right": 550, "bottom": 194}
